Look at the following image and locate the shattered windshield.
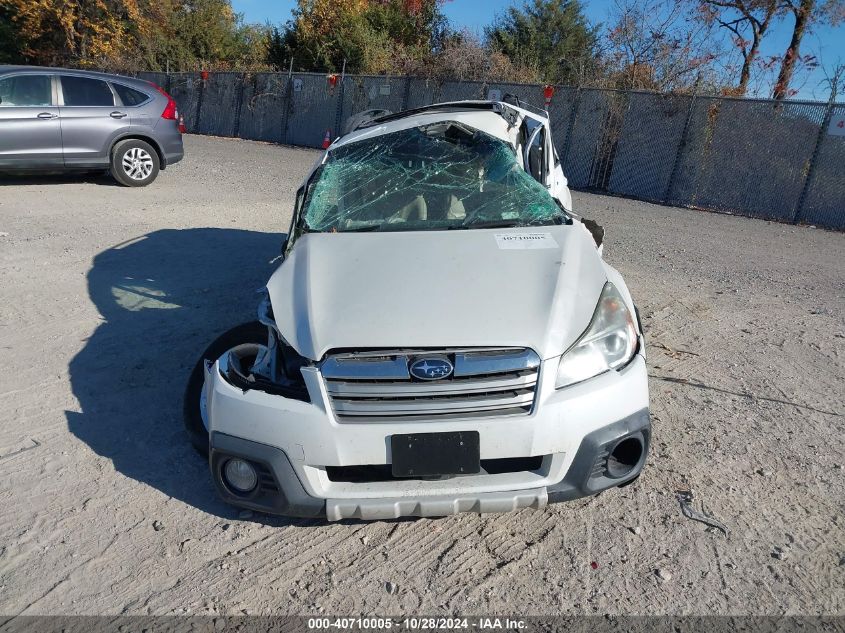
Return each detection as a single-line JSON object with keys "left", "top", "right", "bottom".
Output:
{"left": 300, "top": 121, "right": 567, "bottom": 233}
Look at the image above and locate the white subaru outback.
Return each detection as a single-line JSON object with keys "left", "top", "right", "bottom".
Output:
{"left": 184, "top": 99, "right": 650, "bottom": 521}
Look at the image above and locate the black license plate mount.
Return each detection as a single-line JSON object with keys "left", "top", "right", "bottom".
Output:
{"left": 390, "top": 431, "right": 480, "bottom": 478}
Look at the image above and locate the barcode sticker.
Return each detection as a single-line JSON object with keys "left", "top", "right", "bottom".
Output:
{"left": 495, "top": 232, "right": 559, "bottom": 250}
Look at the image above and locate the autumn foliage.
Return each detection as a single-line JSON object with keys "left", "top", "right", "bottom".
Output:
{"left": 0, "top": 0, "right": 269, "bottom": 70}
{"left": 0, "top": 0, "right": 840, "bottom": 99}
{"left": 2, "top": 0, "right": 144, "bottom": 66}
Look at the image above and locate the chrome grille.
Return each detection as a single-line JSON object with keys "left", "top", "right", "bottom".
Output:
{"left": 321, "top": 348, "right": 540, "bottom": 422}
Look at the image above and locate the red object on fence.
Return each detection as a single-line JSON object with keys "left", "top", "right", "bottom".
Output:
{"left": 543, "top": 84, "right": 554, "bottom": 109}
{"left": 327, "top": 73, "right": 339, "bottom": 95}
{"left": 201, "top": 70, "right": 209, "bottom": 81}
{"left": 322, "top": 129, "right": 332, "bottom": 150}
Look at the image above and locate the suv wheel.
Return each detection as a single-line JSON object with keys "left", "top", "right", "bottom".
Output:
{"left": 111, "top": 139, "right": 160, "bottom": 187}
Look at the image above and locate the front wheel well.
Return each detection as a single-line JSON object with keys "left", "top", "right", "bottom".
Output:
{"left": 111, "top": 135, "right": 166, "bottom": 169}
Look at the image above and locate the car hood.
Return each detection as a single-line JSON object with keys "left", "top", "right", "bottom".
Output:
{"left": 267, "top": 225, "right": 606, "bottom": 361}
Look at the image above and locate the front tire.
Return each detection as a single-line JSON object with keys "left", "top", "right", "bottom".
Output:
{"left": 111, "top": 139, "right": 160, "bottom": 187}
{"left": 183, "top": 322, "right": 268, "bottom": 457}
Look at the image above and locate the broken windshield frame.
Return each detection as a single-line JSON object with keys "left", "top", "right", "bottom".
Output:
{"left": 296, "top": 121, "right": 570, "bottom": 235}
{"left": 355, "top": 101, "right": 520, "bottom": 131}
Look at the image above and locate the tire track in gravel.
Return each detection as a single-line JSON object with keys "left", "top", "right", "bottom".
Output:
{"left": 140, "top": 522, "right": 396, "bottom": 611}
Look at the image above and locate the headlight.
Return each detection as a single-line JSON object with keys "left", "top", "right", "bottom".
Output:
{"left": 555, "top": 282, "right": 638, "bottom": 389}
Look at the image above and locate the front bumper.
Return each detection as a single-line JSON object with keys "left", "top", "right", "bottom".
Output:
{"left": 206, "top": 353, "right": 650, "bottom": 521}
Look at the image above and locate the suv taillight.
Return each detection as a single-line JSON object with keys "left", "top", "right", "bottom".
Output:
{"left": 161, "top": 99, "right": 178, "bottom": 120}
{"left": 148, "top": 82, "right": 183, "bottom": 132}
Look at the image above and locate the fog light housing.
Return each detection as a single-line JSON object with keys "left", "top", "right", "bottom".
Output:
{"left": 223, "top": 458, "right": 258, "bottom": 493}
{"left": 606, "top": 437, "right": 643, "bottom": 479}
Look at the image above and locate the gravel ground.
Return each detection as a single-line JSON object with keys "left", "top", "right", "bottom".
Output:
{"left": 0, "top": 135, "right": 843, "bottom": 617}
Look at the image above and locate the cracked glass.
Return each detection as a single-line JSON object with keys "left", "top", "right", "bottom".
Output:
{"left": 301, "top": 121, "right": 567, "bottom": 233}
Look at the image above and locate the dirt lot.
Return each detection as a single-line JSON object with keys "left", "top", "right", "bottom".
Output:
{"left": 0, "top": 135, "right": 843, "bottom": 617}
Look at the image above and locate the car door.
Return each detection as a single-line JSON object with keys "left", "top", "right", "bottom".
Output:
{"left": 0, "top": 73, "right": 63, "bottom": 168}
{"left": 548, "top": 145, "right": 572, "bottom": 212}
{"left": 522, "top": 115, "right": 573, "bottom": 212}
{"left": 58, "top": 74, "right": 130, "bottom": 168}
{"left": 523, "top": 121, "right": 547, "bottom": 186}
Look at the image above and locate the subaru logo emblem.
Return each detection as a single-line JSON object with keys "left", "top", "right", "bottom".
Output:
{"left": 409, "top": 357, "right": 454, "bottom": 381}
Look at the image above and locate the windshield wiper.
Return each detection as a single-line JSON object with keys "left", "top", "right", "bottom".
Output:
{"left": 341, "top": 223, "right": 440, "bottom": 233}
{"left": 337, "top": 224, "right": 383, "bottom": 233}
{"left": 460, "top": 218, "right": 558, "bottom": 229}
{"left": 460, "top": 219, "right": 522, "bottom": 229}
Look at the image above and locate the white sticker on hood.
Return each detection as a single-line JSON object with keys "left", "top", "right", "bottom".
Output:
{"left": 495, "top": 232, "right": 559, "bottom": 250}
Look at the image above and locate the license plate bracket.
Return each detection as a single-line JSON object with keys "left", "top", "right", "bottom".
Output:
{"left": 390, "top": 431, "right": 480, "bottom": 478}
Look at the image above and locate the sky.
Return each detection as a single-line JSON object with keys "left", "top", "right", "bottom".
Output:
{"left": 231, "top": 0, "right": 845, "bottom": 101}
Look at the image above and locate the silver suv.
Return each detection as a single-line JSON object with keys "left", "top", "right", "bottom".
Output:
{"left": 0, "top": 66, "right": 184, "bottom": 186}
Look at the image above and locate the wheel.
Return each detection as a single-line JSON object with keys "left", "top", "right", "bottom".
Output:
{"left": 183, "top": 321, "right": 268, "bottom": 457}
{"left": 110, "top": 139, "right": 160, "bottom": 187}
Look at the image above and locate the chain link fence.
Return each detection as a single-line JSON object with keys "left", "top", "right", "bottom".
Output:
{"left": 133, "top": 71, "right": 845, "bottom": 230}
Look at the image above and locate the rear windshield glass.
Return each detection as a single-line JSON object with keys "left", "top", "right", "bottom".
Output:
{"left": 301, "top": 122, "right": 565, "bottom": 233}
{"left": 112, "top": 83, "right": 149, "bottom": 106}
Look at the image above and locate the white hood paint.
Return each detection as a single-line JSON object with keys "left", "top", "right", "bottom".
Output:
{"left": 267, "top": 225, "right": 606, "bottom": 361}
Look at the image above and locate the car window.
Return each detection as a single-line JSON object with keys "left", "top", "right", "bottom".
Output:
{"left": 301, "top": 122, "right": 566, "bottom": 233}
{"left": 61, "top": 75, "right": 114, "bottom": 107}
{"left": 526, "top": 126, "right": 546, "bottom": 184}
{"left": 0, "top": 75, "right": 52, "bottom": 107}
{"left": 112, "top": 83, "right": 149, "bottom": 106}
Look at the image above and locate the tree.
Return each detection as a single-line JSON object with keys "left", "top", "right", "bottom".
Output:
{"left": 271, "top": 0, "right": 447, "bottom": 74}
{"left": 267, "top": 25, "right": 288, "bottom": 70}
{"left": 485, "top": 0, "right": 598, "bottom": 85}
{"left": 132, "top": 0, "right": 271, "bottom": 71}
{"left": 0, "top": 0, "right": 269, "bottom": 71}
{"left": 0, "top": 5, "right": 24, "bottom": 63}
{"left": 0, "top": 0, "right": 145, "bottom": 67}
{"left": 396, "top": 30, "right": 540, "bottom": 81}
{"left": 697, "top": 0, "right": 781, "bottom": 94}
{"left": 820, "top": 60, "right": 844, "bottom": 100}
{"left": 604, "top": 0, "right": 721, "bottom": 91}
{"left": 163, "top": 0, "right": 257, "bottom": 68}
{"left": 277, "top": 0, "right": 384, "bottom": 72}
{"left": 226, "top": 20, "right": 271, "bottom": 69}
{"left": 772, "top": 0, "right": 844, "bottom": 99}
